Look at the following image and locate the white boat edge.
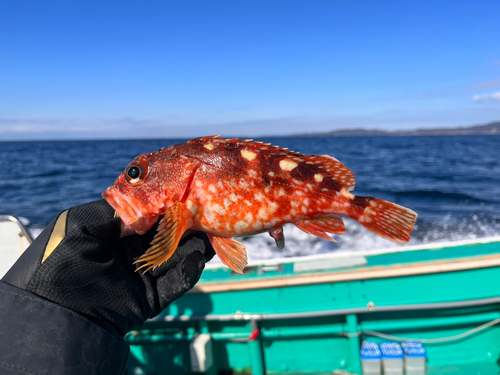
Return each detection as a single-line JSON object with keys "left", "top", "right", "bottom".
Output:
{"left": 204, "top": 235, "right": 500, "bottom": 270}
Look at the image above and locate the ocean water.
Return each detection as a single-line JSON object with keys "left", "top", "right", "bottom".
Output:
{"left": 1, "top": 135, "right": 500, "bottom": 262}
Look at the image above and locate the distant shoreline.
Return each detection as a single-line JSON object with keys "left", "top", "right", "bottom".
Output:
{"left": 1, "top": 120, "right": 500, "bottom": 142}
{"left": 291, "top": 120, "right": 500, "bottom": 138}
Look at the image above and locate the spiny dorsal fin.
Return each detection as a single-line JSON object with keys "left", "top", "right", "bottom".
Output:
{"left": 185, "top": 137, "right": 356, "bottom": 191}
{"left": 301, "top": 155, "right": 356, "bottom": 191}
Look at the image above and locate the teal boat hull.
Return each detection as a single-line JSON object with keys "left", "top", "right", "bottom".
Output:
{"left": 126, "top": 236, "right": 500, "bottom": 374}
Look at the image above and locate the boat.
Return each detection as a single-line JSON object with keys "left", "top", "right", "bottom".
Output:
{"left": 125, "top": 236, "right": 500, "bottom": 375}
{"left": 2, "top": 217, "right": 500, "bottom": 374}
{"left": 0, "top": 215, "right": 33, "bottom": 278}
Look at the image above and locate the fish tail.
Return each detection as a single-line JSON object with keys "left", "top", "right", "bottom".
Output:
{"left": 353, "top": 197, "right": 418, "bottom": 244}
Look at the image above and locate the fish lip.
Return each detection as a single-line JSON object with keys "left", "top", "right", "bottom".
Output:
{"left": 102, "top": 187, "right": 139, "bottom": 226}
{"left": 102, "top": 187, "right": 159, "bottom": 235}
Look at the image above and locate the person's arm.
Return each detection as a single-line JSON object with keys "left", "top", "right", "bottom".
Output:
{"left": 0, "top": 200, "right": 214, "bottom": 375}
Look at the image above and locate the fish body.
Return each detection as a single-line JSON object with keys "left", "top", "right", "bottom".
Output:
{"left": 103, "top": 136, "right": 417, "bottom": 273}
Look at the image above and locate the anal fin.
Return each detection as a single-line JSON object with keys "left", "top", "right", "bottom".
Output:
{"left": 207, "top": 234, "right": 247, "bottom": 274}
{"left": 294, "top": 215, "right": 346, "bottom": 241}
{"left": 136, "top": 203, "right": 193, "bottom": 272}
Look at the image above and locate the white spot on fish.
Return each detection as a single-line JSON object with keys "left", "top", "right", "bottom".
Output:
{"left": 364, "top": 207, "right": 377, "bottom": 216}
{"left": 255, "top": 192, "right": 265, "bottom": 201}
{"left": 245, "top": 200, "right": 252, "bottom": 206}
{"left": 195, "top": 180, "right": 202, "bottom": 188}
{"left": 204, "top": 207, "right": 215, "bottom": 224}
{"left": 241, "top": 149, "right": 257, "bottom": 161}
{"left": 302, "top": 206, "right": 307, "bottom": 214}
{"left": 238, "top": 181, "right": 250, "bottom": 189}
{"left": 278, "top": 188, "right": 286, "bottom": 197}
{"left": 204, "top": 144, "right": 215, "bottom": 150}
{"left": 186, "top": 200, "right": 198, "bottom": 215}
{"left": 279, "top": 159, "right": 298, "bottom": 171}
{"left": 234, "top": 221, "right": 249, "bottom": 232}
{"left": 230, "top": 193, "right": 238, "bottom": 202}
{"left": 249, "top": 169, "right": 257, "bottom": 177}
{"left": 257, "top": 208, "right": 268, "bottom": 220}
{"left": 304, "top": 198, "right": 309, "bottom": 206}
{"left": 306, "top": 183, "right": 313, "bottom": 190}
{"left": 213, "top": 204, "right": 226, "bottom": 215}
{"left": 253, "top": 222, "right": 263, "bottom": 231}
{"left": 208, "top": 184, "right": 217, "bottom": 193}
{"left": 268, "top": 171, "right": 275, "bottom": 177}
{"left": 314, "top": 174, "right": 324, "bottom": 182}
{"left": 268, "top": 201, "right": 279, "bottom": 213}
{"left": 341, "top": 189, "right": 354, "bottom": 199}
{"left": 370, "top": 200, "right": 378, "bottom": 208}
{"left": 224, "top": 198, "right": 231, "bottom": 209}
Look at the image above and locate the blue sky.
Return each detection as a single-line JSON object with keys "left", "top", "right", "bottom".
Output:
{"left": 1, "top": 0, "right": 499, "bottom": 140}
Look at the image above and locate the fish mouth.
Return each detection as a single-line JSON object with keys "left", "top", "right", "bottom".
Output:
{"left": 102, "top": 187, "right": 158, "bottom": 235}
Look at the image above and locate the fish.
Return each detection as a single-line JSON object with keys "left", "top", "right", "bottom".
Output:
{"left": 103, "top": 135, "right": 418, "bottom": 273}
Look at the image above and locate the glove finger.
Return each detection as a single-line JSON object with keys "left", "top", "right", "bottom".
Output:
{"left": 156, "top": 251, "right": 205, "bottom": 311}
{"left": 195, "top": 233, "right": 216, "bottom": 263}
{"left": 149, "top": 232, "right": 214, "bottom": 277}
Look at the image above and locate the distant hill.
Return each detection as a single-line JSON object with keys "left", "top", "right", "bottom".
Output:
{"left": 292, "top": 121, "right": 500, "bottom": 137}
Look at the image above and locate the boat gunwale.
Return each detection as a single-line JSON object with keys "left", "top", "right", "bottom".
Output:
{"left": 204, "top": 235, "right": 500, "bottom": 271}
{"left": 193, "top": 247, "right": 500, "bottom": 293}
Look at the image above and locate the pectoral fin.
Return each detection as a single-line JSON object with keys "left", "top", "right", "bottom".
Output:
{"left": 294, "top": 215, "right": 346, "bottom": 241}
{"left": 207, "top": 234, "right": 247, "bottom": 274}
{"left": 136, "top": 202, "right": 193, "bottom": 272}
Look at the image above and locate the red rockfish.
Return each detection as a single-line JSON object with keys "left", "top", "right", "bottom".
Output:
{"left": 103, "top": 136, "right": 417, "bottom": 273}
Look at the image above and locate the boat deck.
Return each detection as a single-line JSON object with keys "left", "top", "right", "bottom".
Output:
{"left": 126, "top": 237, "right": 500, "bottom": 374}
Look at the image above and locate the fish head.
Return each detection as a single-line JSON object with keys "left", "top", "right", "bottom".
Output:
{"left": 103, "top": 146, "right": 197, "bottom": 234}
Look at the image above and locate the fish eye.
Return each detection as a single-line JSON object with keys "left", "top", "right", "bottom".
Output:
{"left": 125, "top": 163, "right": 146, "bottom": 184}
{"left": 128, "top": 166, "right": 140, "bottom": 179}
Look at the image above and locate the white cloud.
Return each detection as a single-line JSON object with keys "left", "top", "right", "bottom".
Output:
{"left": 473, "top": 91, "right": 500, "bottom": 102}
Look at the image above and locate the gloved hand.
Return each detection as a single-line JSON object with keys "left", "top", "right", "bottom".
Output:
{"left": 2, "top": 199, "right": 215, "bottom": 337}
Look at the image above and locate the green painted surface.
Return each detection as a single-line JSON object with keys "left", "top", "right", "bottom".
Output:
{"left": 200, "top": 240, "right": 500, "bottom": 283}
{"left": 169, "top": 265, "right": 500, "bottom": 317}
{"left": 125, "top": 239, "right": 500, "bottom": 374}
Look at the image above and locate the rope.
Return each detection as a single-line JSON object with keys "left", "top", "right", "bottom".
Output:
{"left": 341, "top": 317, "right": 500, "bottom": 343}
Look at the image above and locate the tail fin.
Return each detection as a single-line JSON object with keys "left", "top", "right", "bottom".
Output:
{"left": 356, "top": 198, "right": 417, "bottom": 244}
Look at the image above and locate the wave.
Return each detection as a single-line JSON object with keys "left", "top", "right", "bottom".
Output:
{"left": 224, "top": 214, "right": 500, "bottom": 264}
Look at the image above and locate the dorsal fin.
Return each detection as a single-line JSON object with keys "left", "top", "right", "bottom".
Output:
{"left": 181, "top": 137, "right": 356, "bottom": 191}
{"left": 300, "top": 154, "right": 356, "bottom": 191}
{"left": 188, "top": 135, "right": 221, "bottom": 143}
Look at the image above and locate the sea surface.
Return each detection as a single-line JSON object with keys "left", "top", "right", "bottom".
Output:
{"left": 1, "top": 135, "right": 500, "bottom": 262}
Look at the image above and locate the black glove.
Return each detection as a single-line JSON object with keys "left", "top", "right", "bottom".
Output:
{"left": 2, "top": 199, "right": 215, "bottom": 337}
